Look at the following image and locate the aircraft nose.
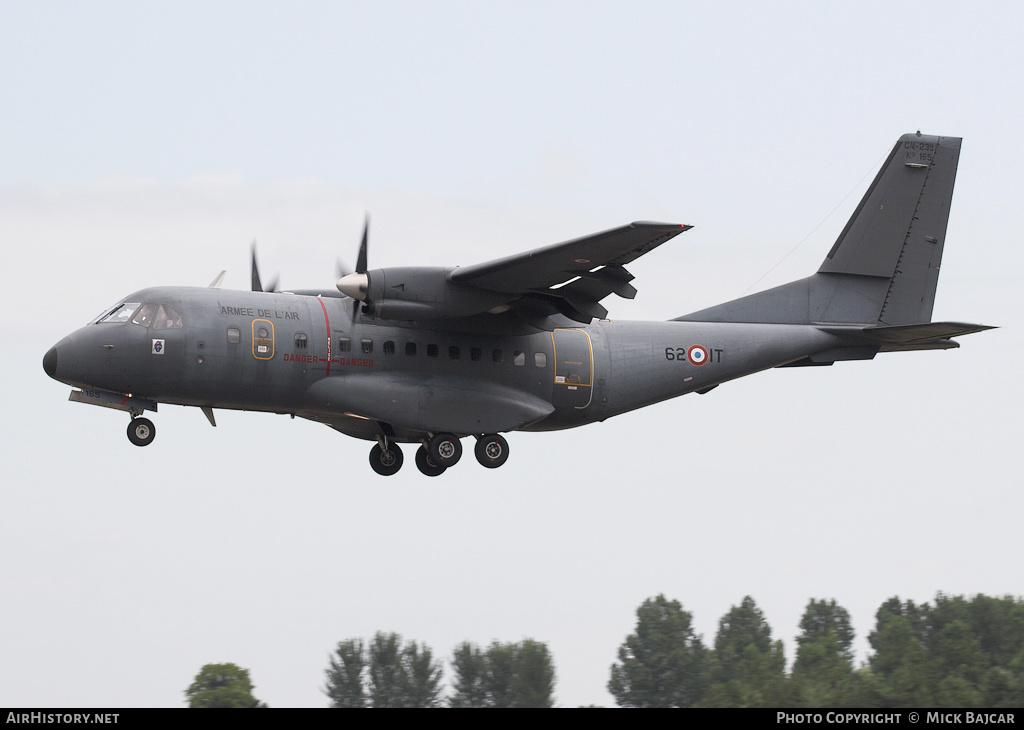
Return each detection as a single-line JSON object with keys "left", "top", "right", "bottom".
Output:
{"left": 43, "top": 346, "right": 58, "bottom": 379}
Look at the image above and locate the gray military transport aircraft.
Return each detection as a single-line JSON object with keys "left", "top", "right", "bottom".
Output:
{"left": 43, "top": 132, "right": 991, "bottom": 476}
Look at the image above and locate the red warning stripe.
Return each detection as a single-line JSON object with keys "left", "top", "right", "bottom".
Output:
{"left": 317, "top": 297, "right": 332, "bottom": 376}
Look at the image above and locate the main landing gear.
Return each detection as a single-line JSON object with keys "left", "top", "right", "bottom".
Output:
{"left": 415, "top": 446, "right": 446, "bottom": 477}
{"left": 428, "top": 433, "right": 462, "bottom": 468}
{"left": 365, "top": 432, "right": 512, "bottom": 476}
{"left": 127, "top": 417, "right": 156, "bottom": 447}
{"left": 474, "top": 433, "right": 509, "bottom": 469}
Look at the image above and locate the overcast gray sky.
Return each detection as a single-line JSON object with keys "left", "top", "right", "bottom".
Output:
{"left": 2, "top": 0, "right": 1021, "bottom": 708}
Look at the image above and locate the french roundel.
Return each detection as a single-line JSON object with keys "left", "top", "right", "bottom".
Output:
{"left": 687, "top": 345, "right": 709, "bottom": 366}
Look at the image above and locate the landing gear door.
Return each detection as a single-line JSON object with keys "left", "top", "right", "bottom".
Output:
{"left": 551, "top": 328, "right": 593, "bottom": 409}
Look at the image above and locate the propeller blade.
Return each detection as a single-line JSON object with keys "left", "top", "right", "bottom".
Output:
{"left": 356, "top": 214, "right": 369, "bottom": 274}
{"left": 250, "top": 240, "right": 263, "bottom": 292}
{"left": 251, "top": 240, "right": 280, "bottom": 293}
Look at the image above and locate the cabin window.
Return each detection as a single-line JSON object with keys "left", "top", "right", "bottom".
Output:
{"left": 535, "top": 352, "right": 547, "bottom": 368}
{"left": 427, "top": 344, "right": 438, "bottom": 358}
{"left": 294, "top": 333, "right": 308, "bottom": 349}
{"left": 361, "top": 338, "right": 373, "bottom": 354}
{"left": 131, "top": 303, "right": 182, "bottom": 329}
{"left": 492, "top": 349, "right": 503, "bottom": 363}
{"left": 98, "top": 302, "right": 140, "bottom": 324}
{"left": 227, "top": 327, "right": 241, "bottom": 344}
{"left": 513, "top": 351, "right": 525, "bottom": 366}
{"left": 383, "top": 340, "right": 395, "bottom": 355}
{"left": 405, "top": 342, "right": 417, "bottom": 356}
{"left": 337, "top": 337, "right": 351, "bottom": 352}
{"left": 470, "top": 347, "right": 482, "bottom": 362}
{"left": 449, "top": 346, "right": 460, "bottom": 360}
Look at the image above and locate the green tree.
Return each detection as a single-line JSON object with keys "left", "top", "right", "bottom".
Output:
{"left": 512, "top": 639, "right": 556, "bottom": 708}
{"left": 964, "top": 594, "right": 1024, "bottom": 707}
{"left": 326, "top": 633, "right": 443, "bottom": 708}
{"left": 792, "top": 599, "right": 859, "bottom": 706}
{"left": 185, "top": 663, "right": 266, "bottom": 708}
{"left": 867, "top": 597, "right": 934, "bottom": 706}
{"left": 368, "top": 632, "right": 405, "bottom": 708}
{"left": 399, "top": 640, "right": 444, "bottom": 708}
{"left": 448, "top": 639, "right": 556, "bottom": 707}
{"left": 930, "top": 593, "right": 1024, "bottom": 707}
{"left": 699, "top": 596, "right": 791, "bottom": 707}
{"left": 483, "top": 641, "right": 518, "bottom": 707}
{"left": 867, "top": 593, "right": 1024, "bottom": 708}
{"left": 607, "top": 594, "right": 709, "bottom": 707}
{"left": 449, "top": 642, "right": 489, "bottom": 707}
{"left": 325, "top": 639, "right": 366, "bottom": 708}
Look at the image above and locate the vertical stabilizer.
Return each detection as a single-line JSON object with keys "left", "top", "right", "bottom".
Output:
{"left": 677, "top": 133, "right": 962, "bottom": 326}
{"left": 818, "top": 133, "right": 961, "bottom": 324}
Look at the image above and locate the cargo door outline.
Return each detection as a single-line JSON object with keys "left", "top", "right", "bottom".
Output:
{"left": 551, "top": 328, "right": 593, "bottom": 409}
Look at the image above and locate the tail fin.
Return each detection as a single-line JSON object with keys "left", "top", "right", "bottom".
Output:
{"left": 677, "top": 133, "right": 962, "bottom": 326}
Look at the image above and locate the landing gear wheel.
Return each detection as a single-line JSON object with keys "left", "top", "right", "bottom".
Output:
{"left": 428, "top": 433, "right": 462, "bottom": 467}
{"left": 369, "top": 442, "right": 404, "bottom": 476}
{"left": 475, "top": 434, "right": 509, "bottom": 468}
{"left": 127, "top": 418, "right": 156, "bottom": 447}
{"left": 415, "top": 446, "right": 447, "bottom": 477}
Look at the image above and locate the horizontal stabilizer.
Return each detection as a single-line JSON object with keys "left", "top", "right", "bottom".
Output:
{"left": 817, "top": 321, "right": 994, "bottom": 352}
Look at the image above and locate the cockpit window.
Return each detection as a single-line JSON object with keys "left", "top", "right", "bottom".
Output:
{"left": 97, "top": 302, "right": 140, "bottom": 324}
{"left": 131, "top": 303, "right": 183, "bottom": 329}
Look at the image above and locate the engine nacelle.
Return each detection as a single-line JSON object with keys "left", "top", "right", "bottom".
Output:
{"left": 337, "top": 267, "right": 511, "bottom": 321}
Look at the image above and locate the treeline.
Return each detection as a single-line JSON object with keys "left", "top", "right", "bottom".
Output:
{"left": 184, "top": 637, "right": 555, "bottom": 708}
{"left": 324, "top": 634, "right": 555, "bottom": 707}
{"left": 611, "top": 593, "right": 1024, "bottom": 707}
{"left": 185, "top": 592, "right": 1024, "bottom": 707}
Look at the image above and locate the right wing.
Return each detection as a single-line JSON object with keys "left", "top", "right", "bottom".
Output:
{"left": 452, "top": 221, "right": 691, "bottom": 322}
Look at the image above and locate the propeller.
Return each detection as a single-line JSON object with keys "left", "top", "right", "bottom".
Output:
{"left": 251, "top": 240, "right": 279, "bottom": 293}
{"left": 336, "top": 215, "right": 371, "bottom": 316}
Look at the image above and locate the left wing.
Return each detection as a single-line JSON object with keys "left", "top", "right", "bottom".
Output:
{"left": 451, "top": 221, "right": 691, "bottom": 322}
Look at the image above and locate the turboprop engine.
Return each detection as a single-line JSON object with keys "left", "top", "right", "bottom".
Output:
{"left": 337, "top": 267, "right": 512, "bottom": 321}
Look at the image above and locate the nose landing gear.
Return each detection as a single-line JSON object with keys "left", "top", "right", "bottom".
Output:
{"left": 369, "top": 440, "right": 404, "bottom": 476}
{"left": 127, "top": 417, "right": 156, "bottom": 447}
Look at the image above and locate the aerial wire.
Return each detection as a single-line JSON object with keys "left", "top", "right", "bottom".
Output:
{"left": 740, "top": 149, "right": 888, "bottom": 296}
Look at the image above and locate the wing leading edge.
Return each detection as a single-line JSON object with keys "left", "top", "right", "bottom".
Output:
{"left": 452, "top": 221, "right": 691, "bottom": 323}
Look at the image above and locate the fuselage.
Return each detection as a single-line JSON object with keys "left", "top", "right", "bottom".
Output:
{"left": 45, "top": 286, "right": 842, "bottom": 441}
